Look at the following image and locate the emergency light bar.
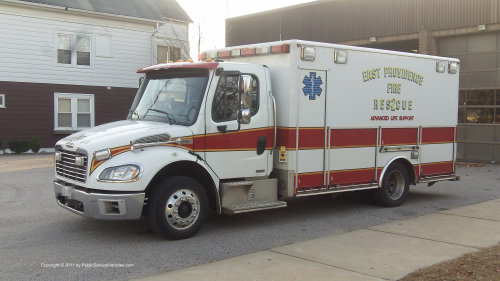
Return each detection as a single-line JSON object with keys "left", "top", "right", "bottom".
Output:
{"left": 199, "top": 44, "right": 290, "bottom": 61}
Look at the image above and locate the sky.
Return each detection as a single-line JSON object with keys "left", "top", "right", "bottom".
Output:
{"left": 176, "top": 0, "right": 316, "bottom": 60}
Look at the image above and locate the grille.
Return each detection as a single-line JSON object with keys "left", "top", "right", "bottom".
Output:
{"left": 56, "top": 150, "right": 88, "bottom": 183}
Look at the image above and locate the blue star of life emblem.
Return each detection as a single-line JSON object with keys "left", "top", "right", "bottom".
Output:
{"left": 302, "top": 72, "right": 323, "bottom": 100}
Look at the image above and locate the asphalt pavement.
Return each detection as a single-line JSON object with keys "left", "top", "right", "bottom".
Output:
{"left": 1, "top": 154, "right": 499, "bottom": 281}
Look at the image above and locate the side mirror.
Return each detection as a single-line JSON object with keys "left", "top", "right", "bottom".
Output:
{"left": 240, "top": 75, "right": 253, "bottom": 109}
{"left": 239, "top": 108, "right": 251, "bottom": 125}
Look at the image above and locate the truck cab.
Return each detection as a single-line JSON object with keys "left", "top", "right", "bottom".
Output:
{"left": 54, "top": 61, "right": 283, "bottom": 240}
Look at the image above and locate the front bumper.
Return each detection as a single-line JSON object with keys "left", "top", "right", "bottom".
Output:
{"left": 54, "top": 180, "right": 145, "bottom": 220}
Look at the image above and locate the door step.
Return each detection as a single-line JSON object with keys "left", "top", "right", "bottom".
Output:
{"left": 222, "top": 200, "right": 287, "bottom": 215}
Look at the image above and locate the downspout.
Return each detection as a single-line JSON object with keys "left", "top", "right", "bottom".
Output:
{"left": 151, "top": 22, "right": 159, "bottom": 65}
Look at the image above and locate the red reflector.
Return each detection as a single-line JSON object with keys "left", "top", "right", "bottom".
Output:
{"left": 198, "top": 53, "right": 206, "bottom": 61}
{"left": 271, "top": 44, "right": 290, "bottom": 54}
{"left": 217, "top": 51, "right": 231, "bottom": 58}
{"left": 240, "top": 48, "right": 256, "bottom": 56}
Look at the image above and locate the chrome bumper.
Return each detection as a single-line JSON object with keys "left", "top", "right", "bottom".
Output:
{"left": 54, "top": 181, "right": 145, "bottom": 220}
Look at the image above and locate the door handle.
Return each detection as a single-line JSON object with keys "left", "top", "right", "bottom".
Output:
{"left": 217, "top": 125, "right": 227, "bottom": 133}
{"left": 257, "top": 136, "right": 267, "bottom": 155}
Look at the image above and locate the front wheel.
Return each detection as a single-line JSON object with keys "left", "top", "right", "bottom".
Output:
{"left": 373, "top": 162, "right": 409, "bottom": 207}
{"left": 148, "top": 176, "right": 208, "bottom": 240}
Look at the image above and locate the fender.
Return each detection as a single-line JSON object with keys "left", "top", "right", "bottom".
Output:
{"left": 378, "top": 156, "right": 417, "bottom": 187}
{"left": 143, "top": 148, "right": 222, "bottom": 214}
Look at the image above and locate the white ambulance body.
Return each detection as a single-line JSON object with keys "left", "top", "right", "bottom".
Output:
{"left": 53, "top": 40, "right": 460, "bottom": 240}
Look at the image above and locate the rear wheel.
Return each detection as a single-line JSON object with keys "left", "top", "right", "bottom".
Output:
{"left": 148, "top": 176, "right": 208, "bottom": 240}
{"left": 373, "top": 162, "right": 409, "bottom": 207}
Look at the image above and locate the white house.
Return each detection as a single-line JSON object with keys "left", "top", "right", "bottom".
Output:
{"left": 0, "top": 0, "right": 192, "bottom": 151}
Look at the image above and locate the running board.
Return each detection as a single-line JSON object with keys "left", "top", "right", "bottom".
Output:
{"left": 419, "top": 175, "right": 460, "bottom": 186}
{"left": 222, "top": 200, "right": 287, "bottom": 215}
{"left": 295, "top": 184, "right": 379, "bottom": 197}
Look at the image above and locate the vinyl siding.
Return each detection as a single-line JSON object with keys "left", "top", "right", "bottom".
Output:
{"left": 0, "top": 8, "right": 188, "bottom": 88}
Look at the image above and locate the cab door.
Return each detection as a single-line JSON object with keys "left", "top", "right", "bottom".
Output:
{"left": 204, "top": 67, "right": 270, "bottom": 179}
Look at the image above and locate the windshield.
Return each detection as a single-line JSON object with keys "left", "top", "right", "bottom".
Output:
{"left": 128, "top": 68, "right": 209, "bottom": 125}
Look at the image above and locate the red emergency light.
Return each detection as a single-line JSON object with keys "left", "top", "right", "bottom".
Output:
{"left": 271, "top": 44, "right": 290, "bottom": 54}
{"left": 240, "top": 48, "right": 256, "bottom": 56}
{"left": 217, "top": 50, "right": 232, "bottom": 59}
{"left": 198, "top": 43, "right": 290, "bottom": 61}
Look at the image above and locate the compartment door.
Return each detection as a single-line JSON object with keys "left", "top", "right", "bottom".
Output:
{"left": 296, "top": 70, "right": 327, "bottom": 190}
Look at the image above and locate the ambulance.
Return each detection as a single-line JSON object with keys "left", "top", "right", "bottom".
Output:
{"left": 53, "top": 40, "right": 460, "bottom": 239}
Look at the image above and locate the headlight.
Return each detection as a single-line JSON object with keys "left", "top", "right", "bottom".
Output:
{"left": 98, "top": 164, "right": 142, "bottom": 182}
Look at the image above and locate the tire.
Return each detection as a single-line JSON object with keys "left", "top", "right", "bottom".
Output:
{"left": 373, "top": 162, "right": 409, "bottom": 207}
{"left": 148, "top": 176, "right": 208, "bottom": 240}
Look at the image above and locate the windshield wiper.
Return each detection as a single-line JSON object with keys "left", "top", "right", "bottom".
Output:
{"left": 141, "top": 80, "right": 174, "bottom": 124}
{"left": 145, "top": 108, "right": 176, "bottom": 125}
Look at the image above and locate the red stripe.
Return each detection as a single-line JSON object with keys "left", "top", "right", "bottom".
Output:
{"left": 276, "top": 127, "right": 296, "bottom": 148}
{"left": 193, "top": 135, "right": 205, "bottom": 151}
{"left": 276, "top": 126, "right": 454, "bottom": 150}
{"left": 422, "top": 127, "right": 455, "bottom": 144}
{"left": 204, "top": 127, "right": 272, "bottom": 151}
{"left": 381, "top": 128, "right": 418, "bottom": 146}
{"left": 299, "top": 128, "right": 324, "bottom": 149}
{"left": 330, "top": 168, "right": 376, "bottom": 186}
{"left": 297, "top": 173, "right": 323, "bottom": 188}
{"left": 331, "top": 128, "right": 377, "bottom": 148}
{"left": 277, "top": 127, "right": 325, "bottom": 149}
{"left": 421, "top": 162, "right": 453, "bottom": 176}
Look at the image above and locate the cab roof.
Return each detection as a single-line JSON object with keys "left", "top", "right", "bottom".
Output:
{"left": 137, "top": 62, "right": 219, "bottom": 74}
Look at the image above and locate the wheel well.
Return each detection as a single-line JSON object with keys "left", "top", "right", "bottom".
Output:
{"left": 390, "top": 158, "right": 417, "bottom": 185}
{"left": 145, "top": 161, "right": 218, "bottom": 212}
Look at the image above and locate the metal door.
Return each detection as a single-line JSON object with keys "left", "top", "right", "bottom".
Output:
{"left": 204, "top": 69, "right": 270, "bottom": 179}
{"left": 296, "top": 70, "right": 327, "bottom": 189}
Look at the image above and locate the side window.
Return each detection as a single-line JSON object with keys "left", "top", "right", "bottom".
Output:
{"left": 212, "top": 75, "right": 240, "bottom": 122}
{"left": 248, "top": 75, "right": 259, "bottom": 116}
{"left": 212, "top": 74, "right": 260, "bottom": 122}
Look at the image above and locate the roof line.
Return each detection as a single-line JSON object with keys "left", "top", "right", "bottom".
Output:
{"left": 1, "top": 0, "right": 190, "bottom": 24}
{"left": 226, "top": 0, "right": 340, "bottom": 21}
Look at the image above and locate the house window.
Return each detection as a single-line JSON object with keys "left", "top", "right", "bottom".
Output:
{"left": 157, "top": 45, "right": 169, "bottom": 63}
{"left": 57, "top": 34, "right": 91, "bottom": 66}
{"left": 170, "top": 46, "right": 181, "bottom": 62}
{"left": 0, "top": 94, "right": 5, "bottom": 108}
{"left": 156, "top": 45, "right": 182, "bottom": 63}
{"left": 54, "top": 93, "right": 94, "bottom": 131}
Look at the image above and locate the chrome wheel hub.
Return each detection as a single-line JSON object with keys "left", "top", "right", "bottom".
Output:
{"left": 165, "top": 189, "right": 199, "bottom": 230}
